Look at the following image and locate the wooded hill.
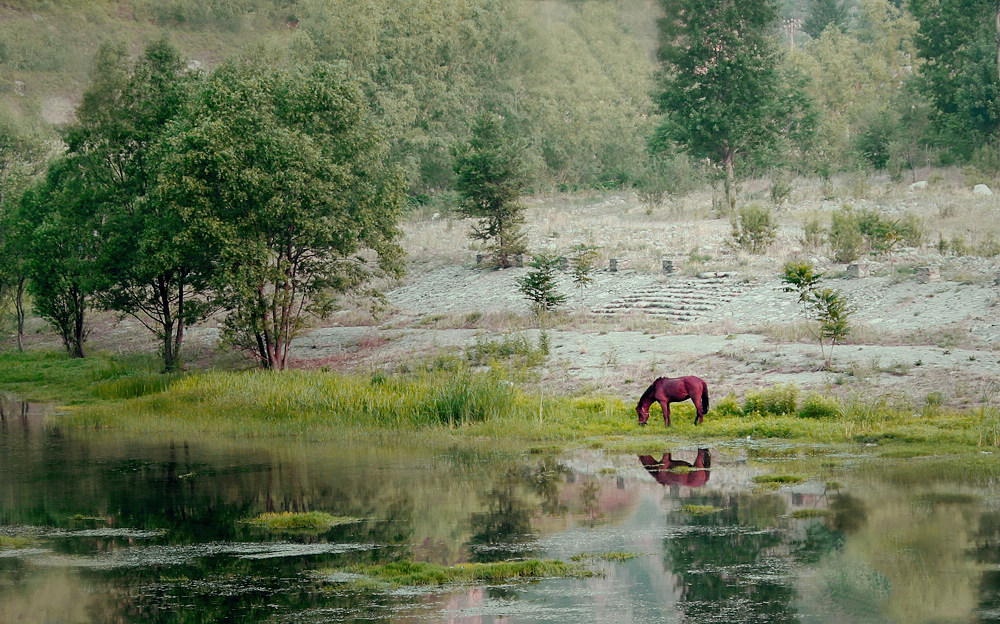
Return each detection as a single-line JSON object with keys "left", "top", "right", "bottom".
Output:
{"left": 4, "top": 0, "right": 996, "bottom": 197}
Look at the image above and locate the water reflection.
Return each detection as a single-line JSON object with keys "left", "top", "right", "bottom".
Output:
{"left": 638, "top": 448, "right": 711, "bottom": 488}
{"left": 4, "top": 420, "right": 1000, "bottom": 622}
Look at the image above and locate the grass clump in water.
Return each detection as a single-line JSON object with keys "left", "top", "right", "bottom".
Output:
{"left": 243, "top": 511, "right": 362, "bottom": 532}
{"left": 0, "top": 535, "right": 33, "bottom": 549}
{"left": 336, "top": 559, "right": 592, "bottom": 587}
{"left": 753, "top": 474, "right": 805, "bottom": 487}
{"left": 790, "top": 508, "right": 831, "bottom": 519}
{"left": 571, "top": 552, "right": 641, "bottom": 563}
{"left": 679, "top": 504, "right": 723, "bottom": 515}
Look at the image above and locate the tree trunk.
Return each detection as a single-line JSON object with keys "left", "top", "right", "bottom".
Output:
{"left": 722, "top": 147, "right": 737, "bottom": 216}
{"left": 15, "top": 277, "right": 26, "bottom": 352}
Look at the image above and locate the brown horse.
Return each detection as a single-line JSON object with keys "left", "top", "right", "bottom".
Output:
{"left": 636, "top": 376, "right": 709, "bottom": 426}
{"left": 638, "top": 448, "right": 711, "bottom": 487}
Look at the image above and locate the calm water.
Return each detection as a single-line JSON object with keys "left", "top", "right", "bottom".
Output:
{"left": 2, "top": 398, "right": 1000, "bottom": 623}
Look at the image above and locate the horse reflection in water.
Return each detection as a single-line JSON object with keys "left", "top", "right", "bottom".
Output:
{"left": 638, "top": 448, "right": 711, "bottom": 488}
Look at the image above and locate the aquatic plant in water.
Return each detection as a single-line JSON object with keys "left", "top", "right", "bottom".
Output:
{"left": 243, "top": 511, "right": 362, "bottom": 532}
{"left": 330, "top": 559, "right": 593, "bottom": 588}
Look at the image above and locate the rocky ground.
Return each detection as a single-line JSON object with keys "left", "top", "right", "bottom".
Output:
{"left": 281, "top": 178, "right": 1000, "bottom": 411}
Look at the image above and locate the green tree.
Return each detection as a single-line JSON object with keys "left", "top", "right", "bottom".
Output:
{"left": 653, "top": 0, "right": 802, "bottom": 212}
{"left": 157, "top": 54, "right": 405, "bottom": 370}
{"left": 781, "top": 260, "right": 853, "bottom": 367}
{"left": 813, "top": 287, "right": 853, "bottom": 367}
{"left": 781, "top": 260, "right": 825, "bottom": 309}
{"left": 517, "top": 253, "right": 567, "bottom": 315}
{"left": 802, "top": 0, "right": 850, "bottom": 39}
{"left": 909, "top": 0, "right": 1000, "bottom": 155}
{"left": 0, "top": 111, "right": 48, "bottom": 351}
{"left": 63, "top": 38, "right": 207, "bottom": 371}
{"left": 20, "top": 160, "right": 101, "bottom": 358}
{"left": 453, "top": 112, "right": 528, "bottom": 269}
{"left": 792, "top": 0, "right": 921, "bottom": 174}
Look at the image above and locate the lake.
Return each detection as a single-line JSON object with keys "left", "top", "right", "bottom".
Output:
{"left": 2, "top": 397, "right": 1000, "bottom": 623}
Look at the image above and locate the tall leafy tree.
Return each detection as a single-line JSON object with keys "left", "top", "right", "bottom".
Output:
{"left": 157, "top": 54, "right": 406, "bottom": 370}
{"left": 453, "top": 112, "right": 528, "bottom": 269}
{"left": 20, "top": 159, "right": 101, "bottom": 358}
{"left": 909, "top": 0, "right": 1000, "bottom": 154}
{"left": 0, "top": 112, "right": 48, "bottom": 351}
{"left": 653, "top": 0, "right": 801, "bottom": 212}
{"left": 65, "top": 38, "right": 207, "bottom": 371}
{"left": 802, "top": 0, "right": 850, "bottom": 39}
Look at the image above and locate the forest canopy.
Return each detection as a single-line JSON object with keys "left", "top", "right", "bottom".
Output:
{"left": 1, "top": 0, "right": 997, "bottom": 194}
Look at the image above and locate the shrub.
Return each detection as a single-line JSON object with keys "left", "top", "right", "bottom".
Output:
{"left": 713, "top": 393, "right": 745, "bottom": 417}
{"left": 829, "top": 205, "right": 864, "bottom": 262}
{"left": 731, "top": 203, "right": 777, "bottom": 254}
{"left": 798, "top": 393, "right": 841, "bottom": 419}
{"left": 744, "top": 383, "right": 799, "bottom": 416}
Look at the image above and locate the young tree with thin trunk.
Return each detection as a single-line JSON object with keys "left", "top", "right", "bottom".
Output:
{"left": 453, "top": 112, "right": 528, "bottom": 268}
{"left": 653, "top": 0, "right": 807, "bottom": 213}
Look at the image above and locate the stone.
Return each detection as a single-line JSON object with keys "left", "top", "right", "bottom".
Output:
{"left": 916, "top": 265, "right": 940, "bottom": 283}
{"left": 973, "top": 184, "right": 993, "bottom": 196}
{"left": 846, "top": 263, "right": 869, "bottom": 279}
{"left": 909, "top": 180, "right": 928, "bottom": 190}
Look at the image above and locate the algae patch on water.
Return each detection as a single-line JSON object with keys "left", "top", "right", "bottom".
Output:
{"left": 243, "top": 511, "right": 363, "bottom": 532}
{"left": 325, "top": 559, "right": 593, "bottom": 588}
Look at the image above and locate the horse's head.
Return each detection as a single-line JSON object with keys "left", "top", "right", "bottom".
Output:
{"left": 636, "top": 403, "right": 649, "bottom": 426}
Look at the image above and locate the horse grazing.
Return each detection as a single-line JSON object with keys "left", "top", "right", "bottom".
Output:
{"left": 638, "top": 448, "right": 711, "bottom": 487}
{"left": 636, "top": 375, "right": 709, "bottom": 426}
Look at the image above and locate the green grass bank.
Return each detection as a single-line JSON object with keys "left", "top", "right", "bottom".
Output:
{"left": 2, "top": 350, "right": 999, "bottom": 457}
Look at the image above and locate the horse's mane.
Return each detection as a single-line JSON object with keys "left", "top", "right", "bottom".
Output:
{"left": 637, "top": 379, "right": 661, "bottom": 406}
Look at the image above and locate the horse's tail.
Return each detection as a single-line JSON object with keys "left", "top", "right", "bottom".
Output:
{"left": 701, "top": 381, "right": 710, "bottom": 414}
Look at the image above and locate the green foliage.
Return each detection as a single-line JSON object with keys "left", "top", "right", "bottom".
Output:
{"left": 731, "top": 204, "right": 777, "bottom": 254}
{"left": 744, "top": 383, "right": 800, "bottom": 416}
{"left": 568, "top": 244, "right": 600, "bottom": 289}
{"left": 243, "top": 511, "right": 361, "bottom": 532}
{"left": 464, "top": 334, "right": 548, "bottom": 368}
{"left": 340, "top": 558, "right": 592, "bottom": 587}
{"left": 156, "top": 54, "right": 406, "bottom": 370}
{"left": 909, "top": 0, "right": 1000, "bottom": 155}
{"left": 64, "top": 38, "right": 208, "bottom": 372}
{"left": 19, "top": 159, "right": 99, "bottom": 358}
{"left": 713, "top": 393, "right": 746, "bottom": 418}
{"left": 829, "top": 205, "right": 865, "bottom": 262}
{"left": 517, "top": 253, "right": 567, "bottom": 314}
{"left": 654, "top": 0, "right": 808, "bottom": 210}
{"left": 782, "top": 261, "right": 825, "bottom": 306}
{"left": 453, "top": 112, "right": 528, "bottom": 268}
{"left": 802, "top": 0, "right": 850, "bottom": 39}
{"left": 798, "top": 393, "right": 842, "bottom": 419}
{"left": 94, "top": 373, "right": 179, "bottom": 400}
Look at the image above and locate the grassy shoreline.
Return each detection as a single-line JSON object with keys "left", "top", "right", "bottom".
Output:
{"left": 2, "top": 350, "right": 998, "bottom": 460}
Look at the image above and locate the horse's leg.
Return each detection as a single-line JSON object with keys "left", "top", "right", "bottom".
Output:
{"left": 692, "top": 390, "right": 704, "bottom": 425}
{"left": 659, "top": 400, "right": 671, "bottom": 426}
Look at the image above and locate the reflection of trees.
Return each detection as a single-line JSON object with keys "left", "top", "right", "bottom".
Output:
{"left": 467, "top": 468, "right": 536, "bottom": 563}
{"left": 973, "top": 511, "right": 1000, "bottom": 620}
{"left": 665, "top": 492, "right": 796, "bottom": 623}
{"left": 790, "top": 521, "right": 844, "bottom": 565}
{"left": 829, "top": 492, "right": 867, "bottom": 535}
